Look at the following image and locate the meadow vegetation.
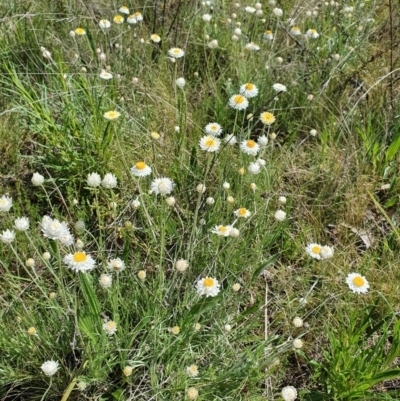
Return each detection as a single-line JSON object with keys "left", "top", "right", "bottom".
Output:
{"left": 0, "top": 0, "right": 400, "bottom": 400}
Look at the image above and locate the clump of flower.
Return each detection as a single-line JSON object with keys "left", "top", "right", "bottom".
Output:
{"left": 64, "top": 251, "right": 96, "bottom": 273}
{"left": 31, "top": 172, "right": 44, "bottom": 186}
{"left": 14, "top": 217, "right": 29, "bottom": 231}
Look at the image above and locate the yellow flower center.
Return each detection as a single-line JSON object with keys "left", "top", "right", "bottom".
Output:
{"left": 245, "top": 83, "right": 254, "bottom": 90}
{"left": 0, "top": 200, "right": 5, "bottom": 205}
{"left": 204, "top": 278, "right": 215, "bottom": 287}
{"left": 107, "top": 321, "right": 116, "bottom": 330}
{"left": 73, "top": 252, "right": 87, "bottom": 263}
{"left": 310, "top": 29, "right": 316, "bottom": 33}
{"left": 135, "top": 12, "right": 142, "bottom": 16}
{"left": 312, "top": 246, "right": 321, "bottom": 254}
{"left": 115, "top": 15, "right": 123, "bottom": 22}
{"left": 218, "top": 226, "right": 227, "bottom": 233}
{"left": 172, "top": 48, "right": 181, "bottom": 54}
{"left": 75, "top": 28, "right": 85, "bottom": 35}
{"left": 136, "top": 161, "right": 146, "bottom": 170}
{"left": 238, "top": 208, "right": 247, "bottom": 216}
{"left": 266, "top": 30, "right": 272, "bottom": 34}
{"left": 205, "top": 138, "right": 216, "bottom": 147}
{"left": 353, "top": 277, "right": 365, "bottom": 287}
{"left": 233, "top": 95, "right": 245, "bottom": 104}
{"left": 246, "top": 140, "right": 256, "bottom": 148}
{"left": 188, "top": 365, "right": 198, "bottom": 373}
{"left": 210, "top": 125, "right": 218, "bottom": 131}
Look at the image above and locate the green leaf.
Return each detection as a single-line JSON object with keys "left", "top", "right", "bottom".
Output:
{"left": 79, "top": 273, "right": 101, "bottom": 316}
{"left": 251, "top": 254, "right": 279, "bottom": 282}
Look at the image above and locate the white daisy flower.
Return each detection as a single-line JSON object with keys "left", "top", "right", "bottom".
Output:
{"left": 205, "top": 122, "right": 222, "bottom": 136}
{"left": 281, "top": 386, "right": 297, "bottom": 401}
{"left": 211, "top": 225, "right": 231, "bottom": 236}
{"left": 305, "top": 243, "right": 322, "bottom": 260}
{"left": 31, "top": 172, "right": 45, "bottom": 186}
{"left": 224, "top": 134, "right": 237, "bottom": 145}
{"left": 0, "top": 229, "right": 15, "bottom": 244}
{"left": 119, "top": 6, "right": 130, "bottom": 14}
{"left": 258, "top": 135, "right": 269, "bottom": 146}
{"left": 245, "top": 6, "right": 256, "bottom": 13}
{"left": 100, "top": 71, "right": 113, "bottom": 80}
{"left": 41, "top": 360, "right": 59, "bottom": 376}
{"left": 99, "top": 19, "right": 111, "bottom": 29}
{"left": 113, "top": 15, "right": 124, "bottom": 24}
{"left": 245, "top": 42, "right": 260, "bottom": 51}
{"left": 168, "top": 47, "right": 185, "bottom": 58}
{"left": 87, "top": 172, "right": 101, "bottom": 187}
{"left": 274, "top": 210, "right": 286, "bottom": 221}
{"left": 239, "top": 83, "right": 259, "bottom": 98}
{"left": 150, "top": 34, "right": 161, "bottom": 43}
{"left": 150, "top": 177, "right": 175, "bottom": 195}
{"left": 290, "top": 26, "right": 301, "bottom": 36}
{"left": 127, "top": 15, "right": 138, "bottom": 24}
{"left": 248, "top": 162, "right": 261, "bottom": 174}
{"left": 240, "top": 139, "right": 260, "bottom": 156}
{"left": 14, "top": 217, "right": 30, "bottom": 231}
{"left": 131, "top": 161, "right": 152, "bottom": 177}
{"left": 273, "top": 7, "right": 283, "bottom": 16}
{"left": 186, "top": 364, "right": 199, "bottom": 377}
{"left": 260, "top": 112, "right": 275, "bottom": 125}
{"left": 101, "top": 173, "right": 117, "bottom": 189}
{"left": 99, "top": 274, "right": 113, "bottom": 289}
{"left": 196, "top": 277, "right": 221, "bottom": 297}
{"left": 263, "top": 30, "right": 274, "bottom": 40}
{"left": 306, "top": 29, "right": 319, "bottom": 38}
{"left": 199, "top": 135, "right": 221, "bottom": 152}
{"left": 107, "top": 257, "right": 126, "bottom": 272}
{"left": 234, "top": 208, "right": 251, "bottom": 218}
{"left": 228, "top": 94, "right": 249, "bottom": 110}
{"left": 272, "top": 83, "right": 287, "bottom": 92}
{"left": 41, "top": 217, "right": 71, "bottom": 241}
{"left": 346, "top": 273, "right": 369, "bottom": 294}
{"left": 175, "top": 77, "right": 186, "bottom": 88}
{"left": 134, "top": 11, "right": 143, "bottom": 22}
{"left": 0, "top": 195, "right": 12, "bottom": 212}
{"left": 58, "top": 232, "right": 74, "bottom": 246}
{"left": 63, "top": 251, "right": 96, "bottom": 272}
{"left": 320, "top": 245, "right": 334, "bottom": 259}
{"left": 103, "top": 320, "right": 117, "bottom": 335}
{"left": 176, "top": 259, "right": 189, "bottom": 272}
{"left": 104, "top": 111, "right": 121, "bottom": 120}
